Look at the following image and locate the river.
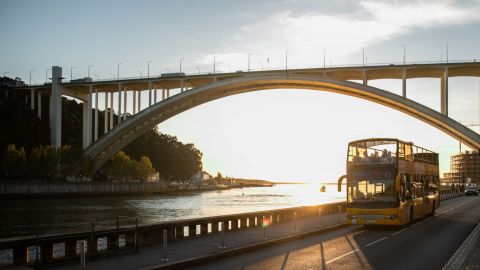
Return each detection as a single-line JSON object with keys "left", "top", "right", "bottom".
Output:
{"left": 0, "top": 183, "right": 344, "bottom": 238}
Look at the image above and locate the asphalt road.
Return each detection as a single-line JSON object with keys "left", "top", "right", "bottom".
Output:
{"left": 189, "top": 196, "right": 480, "bottom": 270}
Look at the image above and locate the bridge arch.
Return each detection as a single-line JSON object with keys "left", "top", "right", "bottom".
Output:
{"left": 79, "top": 75, "right": 480, "bottom": 175}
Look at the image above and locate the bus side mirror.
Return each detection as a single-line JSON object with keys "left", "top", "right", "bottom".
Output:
{"left": 338, "top": 175, "right": 347, "bottom": 192}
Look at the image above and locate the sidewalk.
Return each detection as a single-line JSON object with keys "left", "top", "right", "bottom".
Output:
{"left": 443, "top": 221, "right": 480, "bottom": 270}
{"left": 43, "top": 210, "right": 347, "bottom": 270}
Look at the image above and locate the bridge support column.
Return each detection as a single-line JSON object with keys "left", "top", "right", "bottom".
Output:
{"left": 133, "top": 90, "right": 137, "bottom": 114}
{"left": 148, "top": 81, "right": 152, "bottom": 106}
{"left": 154, "top": 87, "right": 157, "bottom": 103}
{"left": 30, "top": 88, "right": 35, "bottom": 110}
{"left": 50, "top": 66, "right": 62, "bottom": 149}
{"left": 441, "top": 67, "right": 449, "bottom": 115}
{"left": 37, "top": 92, "right": 42, "bottom": 119}
{"left": 162, "top": 89, "right": 165, "bottom": 100}
{"left": 123, "top": 87, "right": 127, "bottom": 121}
{"left": 137, "top": 90, "right": 141, "bottom": 112}
{"left": 180, "top": 79, "right": 184, "bottom": 92}
{"left": 109, "top": 92, "right": 114, "bottom": 130}
{"left": 402, "top": 69, "right": 407, "bottom": 98}
{"left": 82, "top": 85, "right": 93, "bottom": 148}
{"left": 167, "top": 89, "right": 170, "bottom": 98}
{"left": 117, "top": 84, "right": 122, "bottom": 124}
{"left": 94, "top": 89, "right": 99, "bottom": 141}
{"left": 104, "top": 92, "right": 108, "bottom": 135}
{"left": 362, "top": 70, "right": 368, "bottom": 85}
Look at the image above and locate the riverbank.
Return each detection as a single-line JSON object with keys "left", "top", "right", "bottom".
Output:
{"left": 0, "top": 181, "right": 274, "bottom": 199}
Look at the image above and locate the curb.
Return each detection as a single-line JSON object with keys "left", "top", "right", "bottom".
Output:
{"left": 443, "top": 221, "right": 480, "bottom": 270}
{"left": 141, "top": 222, "right": 348, "bottom": 270}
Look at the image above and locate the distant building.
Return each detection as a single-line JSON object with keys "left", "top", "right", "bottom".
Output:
{"left": 443, "top": 151, "right": 480, "bottom": 184}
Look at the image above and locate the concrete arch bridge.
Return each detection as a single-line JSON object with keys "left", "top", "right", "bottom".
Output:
{"left": 12, "top": 62, "right": 480, "bottom": 175}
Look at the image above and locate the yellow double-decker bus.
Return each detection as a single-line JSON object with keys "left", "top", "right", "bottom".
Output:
{"left": 338, "top": 138, "right": 440, "bottom": 225}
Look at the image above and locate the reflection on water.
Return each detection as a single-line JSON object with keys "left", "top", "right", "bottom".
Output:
{"left": 0, "top": 183, "right": 344, "bottom": 238}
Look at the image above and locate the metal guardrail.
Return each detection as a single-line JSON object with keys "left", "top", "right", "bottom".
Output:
{"left": 0, "top": 190, "right": 463, "bottom": 267}
{"left": 0, "top": 201, "right": 346, "bottom": 267}
{"left": 13, "top": 59, "right": 480, "bottom": 87}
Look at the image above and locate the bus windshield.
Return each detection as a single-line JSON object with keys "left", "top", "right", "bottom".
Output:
{"left": 348, "top": 177, "right": 398, "bottom": 208}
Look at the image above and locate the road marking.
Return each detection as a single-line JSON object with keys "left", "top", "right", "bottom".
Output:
{"left": 391, "top": 228, "right": 407, "bottom": 236}
{"left": 325, "top": 249, "right": 360, "bottom": 264}
{"left": 365, "top": 236, "right": 388, "bottom": 247}
{"left": 410, "top": 221, "right": 423, "bottom": 227}
{"left": 436, "top": 198, "right": 477, "bottom": 216}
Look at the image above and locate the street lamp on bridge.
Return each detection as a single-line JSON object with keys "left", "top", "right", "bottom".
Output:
{"left": 117, "top": 63, "right": 122, "bottom": 81}
{"left": 70, "top": 66, "right": 76, "bottom": 80}
{"left": 88, "top": 65, "right": 94, "bottom": 78}
{"left": 285, "top": 51, "right": 288, "bottom": 71}
{"left": 137, "top": 70, "right": 143, "bottom": 78}
{"left": 147, "top": 60, "right": 152, "bottom": 78}
{"left": 248, "top": 53, "right": 251, "bottom": 72}
{"left": 196, "top": 66, "right": 200, "bottom": 75}
{"left": 213, "top": 56, "right": 217, "bottom": 74}
{"left": 29, "top": 69, "right": 35, "bottom": 85}
{"left": 45, "top": 68, "right": 51, "bottom": 84}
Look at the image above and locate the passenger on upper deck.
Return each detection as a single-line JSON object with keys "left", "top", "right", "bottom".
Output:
{"left": 369, "top": 151, "right": 380, "bottom": 162}
{"left": 381, "top": 149, "right": 391, "bottom": 163}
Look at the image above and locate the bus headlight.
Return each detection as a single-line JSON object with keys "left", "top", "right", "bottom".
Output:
{"left": 384, "top": 215, "right": 398, "bottom": 220}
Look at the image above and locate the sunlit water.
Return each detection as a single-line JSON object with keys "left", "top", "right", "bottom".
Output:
{"left": 0, "top": 183, "right": 344, "bottom": 238}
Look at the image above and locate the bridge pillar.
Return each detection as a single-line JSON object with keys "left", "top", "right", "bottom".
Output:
{"left": 162, "top": 89, "right": 165, "bottom": 100}
{"left": 109, "top": 92, "right": 114, "bottom": 130}
{"left": 94, "top": 88, "right": 99, "bottom": 141}
{"left": 104, "top": 92, "right": 108, "bottom": 135}
{"left": 133, "top": 90, "right": 137, "bottom": 114}
{"left": 441, "top": 67, "right": 449, "bottom": 115}
{"left": 37, "top": 92, "right": 42, "bottom": 119}
{"left": 123, "top": 87, "right": 127, "bottom": 121}
{"left": 117, "top": 83, "right": 122, "bottom": 124}
{"left": 82, "top": 85, "right": 93, "bottom": 149}
{"left": 154, "top": 87, "right": 157, "bottom": 103}
{"left": 50, "top": 66, "right": 62, "bottom": 149}
{"left": 148, "top": 81, "right": 152, "bottom": 106}
{"left": 137, "top": 90, "right": 141, "bottom": 112}
{"left": 30, "top": 88, "right": 34, "bottom": 110}
{"left": 362, "top": 70, "right": 368, "bottom": 85}
{"left": 180, "top": 79, "right": 184, "bottom": 92}
{"left": 167, "top": 89, "right": 170, "bottom": 98}
{"left": 402, "top": 69, "right": 407, "bottom": 98}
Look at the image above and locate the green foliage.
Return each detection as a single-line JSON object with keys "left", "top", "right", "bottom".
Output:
{"left": 123, "top": 127, "right": 203, "bottom": 181}
{"left": 2, "top": 144, "right": 27, "bottom": 177}
{"left": 100, "top": 151, "right": 156, "bottom": 182}
{"left": 0, "top": 90, "right": 202, "bottom": 181}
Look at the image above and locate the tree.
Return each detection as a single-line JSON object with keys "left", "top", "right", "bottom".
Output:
{"left": 135, "top": 156, "right": 156, "bottom": 181}
{"left": 2, "top": 144, "right": 27, "bottom": 178}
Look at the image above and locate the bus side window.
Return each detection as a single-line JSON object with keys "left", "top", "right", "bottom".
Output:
{"left": 402, "top": 174, "right": 411, "bottom": 199}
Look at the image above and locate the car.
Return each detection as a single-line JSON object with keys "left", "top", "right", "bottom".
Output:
{"left": 465, "top": 186, "right": 479, "bottom": 196}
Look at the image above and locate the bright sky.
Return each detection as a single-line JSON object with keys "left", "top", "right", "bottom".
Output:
{"left": 1, "top": 0, "right": 480, "bottom": 182}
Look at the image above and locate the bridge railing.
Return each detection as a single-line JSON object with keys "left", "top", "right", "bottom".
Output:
{"left": 19, "top": 59, "right": 480, "bottom": 87}
{"left": 0, "top": 201, "right": 346, "bottom": 267}
{"left": 0, "top": 189, "right": 464, "bottom": 267}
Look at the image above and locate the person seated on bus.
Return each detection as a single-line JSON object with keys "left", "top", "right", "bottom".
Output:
{"left": 381, "top": 149, "right": 389, "bottom": 163}
{"left": 369, "top": 151, "right": 380, "bottom": 162}
{"left": 361, "top": 150, "right": 369, "bottom": 162}
{"left": 352, "top": 151, "right": 361, "bottom": 163}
